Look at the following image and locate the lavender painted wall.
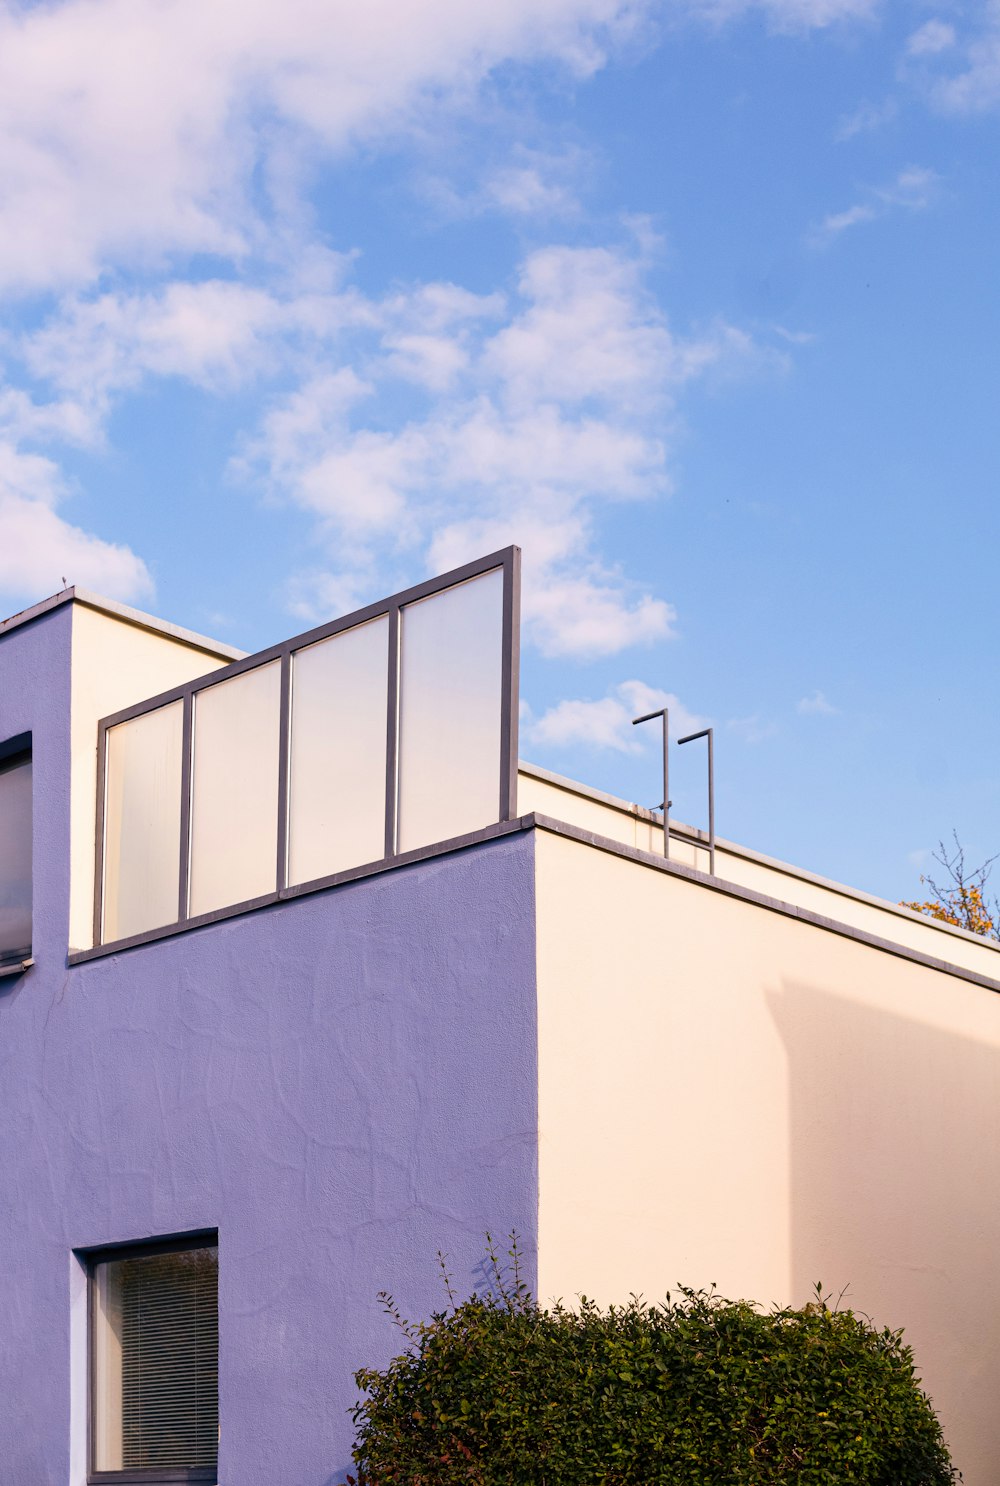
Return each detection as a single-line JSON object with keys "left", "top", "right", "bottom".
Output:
{"left": 0, "top": 604, "right": 539, "bottom": 1486}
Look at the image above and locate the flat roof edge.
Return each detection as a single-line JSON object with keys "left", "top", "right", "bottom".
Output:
{"left": 531, "top": 813, "right": 1000, "bottom": 997}
{"left": 518, "top": 759, "right": 1000, "bottom": 959}
{"left": 0, "top": 587, "right": 245, "bottom": 661}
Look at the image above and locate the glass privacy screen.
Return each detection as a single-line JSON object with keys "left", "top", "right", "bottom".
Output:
{"left": 397, "top": 569, "right": 504, "bottom": 853}
{"left": 102, "top": 702, "right": 183, "bottom": 942}
{"left": 97, "top": 548, "right": 518, "bottom": 945}
{"left": 188, "top": 663, "right": 282, "bottom": 918}
{"left": 288, "top": 615, "right": 389, "bottom": 885}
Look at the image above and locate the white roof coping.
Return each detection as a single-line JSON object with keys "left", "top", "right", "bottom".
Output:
{"left": 0, "top": 587, "right": 246, "bottom": 661}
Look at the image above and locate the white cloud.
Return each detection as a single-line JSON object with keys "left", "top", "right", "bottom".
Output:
{"left": 813, "top": 203, "right": 879, "bottom": 239}
{"left": 484, "top": 165, "right": 580, "bottom": 218}
{"left": 5, "top": 237, "right": 758, "bottom": 648}
{"left": 874, "top": 165, "right": 939, "bottom": 208}
{"left": 527, "top": 577, "right": 674, "bottom": 656}
{"left": 23, "top": 279, "right": 363, "bottom": 402}
{"left": 483, "top": 246, "right": 707, "bottom": 412}
{"left": 906, "top": 19, "right": 956, "bottom": 57}
{"left": 797, "top": 688, "right": 838, "bottom": 715}
{"left": 927, "top": 15, "right": 1000, "bottom": 114}
{"left": 0, "top": 0, "right": 648, "bottom": 296}
{"left": 525, "top": 680, "right": 708, "bottom": 753}
{"left": 0, "top": 443, "right": 151, "bottom": 604}
{"left": 0, "top": 386, "right": 101, "bottom": 449}
{"left": 809, "top": 165, "right": 940, "bottom": 244}
{"left": 232, "top": 242, "right": 763, "bottom": 656}
{"left": 0, "top": 0, "right": 903, "bottom": 302}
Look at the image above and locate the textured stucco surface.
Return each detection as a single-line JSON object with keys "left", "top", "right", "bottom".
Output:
{"left": 0, "top": 604, "right": 539, "bottom": 1486}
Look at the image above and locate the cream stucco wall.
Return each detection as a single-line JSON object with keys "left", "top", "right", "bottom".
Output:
{"left": 534, "top": 825, "right": 1000, "bottom": 1484}
{"left": 519, "top": 762, "right": 1000, "bottom": 981}
{"left": 69, "top": 602, "right": 237, "bottom": 952}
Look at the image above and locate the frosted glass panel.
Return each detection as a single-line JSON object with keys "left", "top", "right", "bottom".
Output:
{"left": 0, "top": 755, "right": 31, "bottom": 959}
{"left": 288, "top": 617, "right": 389, "bottom": 885}
{"left": 103, "top": 704, "right": 183, "bottom": 941}
{"left": 189, "top": 663, "right": 280, "bottom": 917}
{"left": 397, "top": 569, "right": 504, "bottom": 853}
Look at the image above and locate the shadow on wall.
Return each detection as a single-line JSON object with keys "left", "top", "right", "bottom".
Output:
{"left": 768, "top": 978, "right": 1000, "bottom": 1486}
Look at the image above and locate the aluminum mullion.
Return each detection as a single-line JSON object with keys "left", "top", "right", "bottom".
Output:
{"left": 93, "top": 720, "right": 109, "bottom": 946}
{"left": 177, "top": 694, "right": 193, "bottom": 923}
{"left": 383, "top": 607, "right": 400, "bottom": 860}
{"left": 499, "top": 547, "right": 521, "bottom": 821}
{"left": 276, "top": 653, "right": 291, "bottom": 891}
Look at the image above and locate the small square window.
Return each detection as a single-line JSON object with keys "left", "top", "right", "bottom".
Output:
{"left": 89, "top": 1235, "right": 218, "bottom": 1485}
{"left": 0, "top": 734, "right": 31, "bottom": 967}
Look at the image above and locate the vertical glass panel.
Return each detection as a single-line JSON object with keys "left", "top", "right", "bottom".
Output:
{"left": 288, "top": 617, "right": 389, "bottom": 885}
{"left": 189, "top": 662, "right": 280, "bottom": 917}
{"left": 93, "top": 1245, "right": 218, "bottom": 1472}
{"left": 397, "top": 568, "right": 504, "bottom": 853}
{"left": 103, "top": 704, "right": 183, "bottom": 942}
{"left": 0, "top": 753, "right": 31, "bottom": 961}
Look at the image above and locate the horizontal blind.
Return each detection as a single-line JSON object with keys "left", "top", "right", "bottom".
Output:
{"left": 119, "top": 1246, "right": 218, "bottom": 1469}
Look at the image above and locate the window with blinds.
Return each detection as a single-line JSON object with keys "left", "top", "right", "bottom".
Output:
{"left": 91, "top": 1239, "right": 218, "bottom": 1483}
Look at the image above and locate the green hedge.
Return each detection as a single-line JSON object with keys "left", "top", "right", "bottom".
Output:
{"left": 350, "top": 1247, "right": 957, "bottom": 1485}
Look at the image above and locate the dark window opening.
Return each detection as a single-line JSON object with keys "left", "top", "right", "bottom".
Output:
{"left": 89, "top": 1235, "right": 218, "bottom": 1485}
{"left": 0, "top": 733, "right": 31, "bottom": 967}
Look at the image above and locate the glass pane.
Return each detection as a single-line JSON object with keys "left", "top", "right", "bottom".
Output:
{"left": 288, "top": 617, "right": 389, "bottom": 885}
{"left": 0, "top": 754, "right": 31, "bottom": 960}
{"left": 93, "top": 1245, "right": 218, "bottom": 1472}
{"left": 103, "top": 704, "right": 183, "bottom": 942}
{"left": 397, "top": 568, "right": 504, "bottom": 853}
{"left": 189, "top": 663, "right": 280, "bottom": 917}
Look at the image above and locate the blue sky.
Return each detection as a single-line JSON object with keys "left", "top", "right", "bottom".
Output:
{"left": 1, "top": 0, "right": 998, "bottom": 902}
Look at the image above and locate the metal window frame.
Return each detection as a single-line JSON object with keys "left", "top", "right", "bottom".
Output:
{"left": 85, "top": 1229, "right": 219, "bottom": 1486}
{"left": 93, "top": 547, "right": 520, "bottom": 953}
{"left": 0, "top": 732, "right": 32, "bottom": 968}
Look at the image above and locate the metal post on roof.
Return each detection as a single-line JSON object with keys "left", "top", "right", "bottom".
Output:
{"left": 632, "top": 707, "right": 670, "bottom": 860}
{"left": 678, "top": 726, "right": 715, "bottom": 876}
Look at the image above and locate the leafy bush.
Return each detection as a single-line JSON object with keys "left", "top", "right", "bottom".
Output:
{"left": 350, "top": 1242, "right": 957, "bottom": 1485}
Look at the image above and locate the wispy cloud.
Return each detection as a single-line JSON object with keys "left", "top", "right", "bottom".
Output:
{"left": 834, "top": 97, "right": 898, "bottom": 140}
{"left": 427, "top": 146, "right": 589, "bottom": 220}
{"left": 772, "top": 325, "right": 818, "bottom": 345}
{"left": 906, "top": 19, "right": 956, "bottom": 58}
{"left": 809, "top": 165, "right": 940, "bottom": 244}
{"left": 926, "top": 12, "right": 1000, "bottom": 114}
{"left": 728, "top": 713, "right": 779, "bottom": 744}
{"left": 525, "top": 680, "right": 708, "bottom": 754}
{"left": 797, "top": 688, "right": 838, "bottom": 715}
{"left": 693, "top": 0, "right": 881, "bottom": 33}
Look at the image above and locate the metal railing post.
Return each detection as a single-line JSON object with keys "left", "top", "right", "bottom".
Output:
{"left": 632, "top": 707, "right": 670, "bottom": 860}
{"left": 678, "top": 726, "right": 715, "bottom": 875}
